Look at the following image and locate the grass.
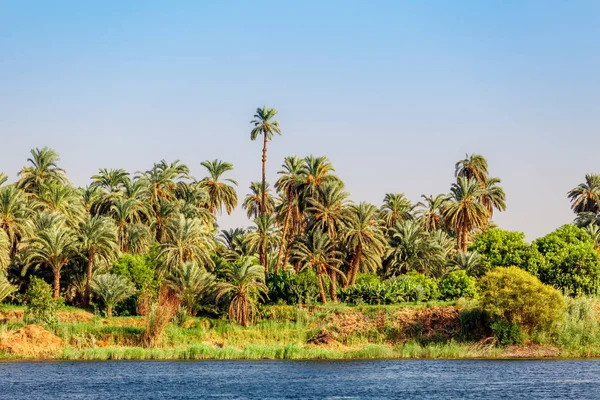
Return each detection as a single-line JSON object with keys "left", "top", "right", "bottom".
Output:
{"left": 2, "top": 301, "right": 600, "bottom": 360}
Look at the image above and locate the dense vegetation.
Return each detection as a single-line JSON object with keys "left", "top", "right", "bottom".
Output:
{"left": 1, "top": 106, "right": 600, "bottom": 357}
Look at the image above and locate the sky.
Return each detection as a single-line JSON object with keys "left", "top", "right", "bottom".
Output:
{"left": 1, "top": 1, "right": 599, "bottom": 240}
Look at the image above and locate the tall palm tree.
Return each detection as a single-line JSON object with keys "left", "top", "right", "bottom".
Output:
{"left": 250, "top": 106, "right": 281, "bottom": 216}
{"left": 0, "top": 230, "right": 10, "bottom": 271}
{"left": 198, "top": 160, "right": 238, "bottom": 215}
{"left": 379, "top": 193, "right": 414, "bottom": 228}
{"left": 0, "top": 173, "right": 8, "bottom": 186}
{"left": 442, "top": 177, "right": 489, "bottom": 252}
{"left": 292, "top": 230, "right": 341, "bottom": 304}
{"left": 297, "top": 156, "right": 340, "bottom": 205}
{"left": 219, "top": 228, "right": 253, "bottom": 262}
{"left": 215, "top": 256, "right": 268, "bottom": 327}
{"left": 79, "top": 216, "right": 120, "bottom": 306}
{"left": 18, "top": 147, "right": 68, "bottom": 194}
{"left": 37, "top": 182, "right": 85, "bottom": 226}
{"left": 343, "top": 202, "right": 386, "bottom": 287}
{"left": 244, "top": 214, "right": 280, "bottom": 273}
{"left": 455, "top": 153, "right": 489, "bottom": 185}
{"left": 0, "top": 186, "right": 31, "bottom": 255}
{"left": 481, "top": 177, "right": 506, "bottom": 219}
{"left": 273, "top": 156, "right": 304, "bottom": 273}
{"left": 568, "top": 174, "right": 600, "bottom": 214}
{"left": 307, "top": 182, "right": 351, "bottom": 301}
{"left": 416, "top": 194, "right": 448, "bottom": 232}
{"left": 110, "top": 197, "right": 148, "bottom": 251}
{"left": 91, "top": 168, "right": 130, "bottom": 193}
{"left": 242, "top": 181, "right": 275, "bottom": 219}
{"left": 23, "top": 223, "right": 78, "bottom": 298}
{"left": 159, "top": 215, "right": 214, "bottom": 274}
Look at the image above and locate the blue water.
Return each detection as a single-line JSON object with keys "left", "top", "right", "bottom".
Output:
{"left": 0, "top": 360, "right": 599, "bottom": 399}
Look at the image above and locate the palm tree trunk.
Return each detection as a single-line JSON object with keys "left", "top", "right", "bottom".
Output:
{"left": 261, "top": 134, "right": 268, "bottom": 215}
{"left": 84, "top": 250, "right": 94, "bottom": 307}
{"left": 107, "top": 305, "right": 113, "bottom": 318}
{"left": 351, "top": 251, "right": 362, "bottom": 287}
{"left": 53, "top": 268, "right": 61, "bottom": 299}
{"left": 317, "top": 270, "right": 327, "bottom": 304}
{"left": 260, "top": 241, "right": 268, "bottom": 274}
{"left": 345, "top": 242, "right": 362, "bottom": 288}
{"left": 458, "top": 229, "right": 468, "bottom": 252}
{"left": 275, "top": 201, "right": 292, "bottom": 273}
{"left": 329, "top": 239, "right": 338, "bottom": 302}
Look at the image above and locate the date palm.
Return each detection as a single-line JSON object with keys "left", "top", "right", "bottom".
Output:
{"left": 344, "top": 202, "right": 386, "bottom": 287}
{"left": 198, "top": 160, "right": 238, "bottom": 215}
{"left": 568, "top": 174, "right": 600, "bottom": 214}
{"left": 379, "top": 193, "right": 414, "bottom": 228}
{"left": 416, "top": 194, "right": 448, "bottom": 232}
{"left": 0, "top": 275, "right": 15, "bottom": 304}
{"left": 583, "top": 224, "right": 600, "bottom": 252}
{"left": 0, "top": 186, "right": 31, "bottom": 255}
{"left": 450, "top": 251, "right": 484, "bottom": 277}
{"left": 79, "top": 216, "right": 120, "bottom": 307}
{"left": 481, "top": 177, "right": 506, "bottom": 218}
{"left": 215, "top": 256, "right": 268, "bottom": 327}
{"left": 38, "top": 183, "right": 85, "bottom": 226}
{"left": 110, "top": 197, "right": 148, "bottom": 251}
{"left": 0, "top": 173, "right": 8, "bottom": 186}
{"left": 91, "top": 168, "right": 130, "bottom": 193}
{"left": 91, "top": 273, "right": 136, "bottom": 317}
{"left": 297, "top": 156, "right": 340, "bottom": 206}
{"left": 244, "top": 214, "right": 280, "bottom": 272}
{"left": 455, "top": 153, "right": 489, "bottom": 185}
{"left": 442, "top": 177, "right": 489, "bottom": 252}
{"left": 159, "top": 215, "right": 214, "bottom": 274}
{"left": 292, "top": 230, "right": 341, "bottom": 304}
{"left": 250, "top": 106, "right": 281, "bottom": 216}
{"left": 242, "top": 181, "right": 275, "bottom": 219}
{"left": 23, "top": 222, "right": 78, "bottom": 298}
{"left": 18, "top": 147, "right": 68, "bottom": 194}
{"left": 0, "top": 230, "right": 10, "bottom": 271}
{"left": 167, "top": 262, "right": 215, "bottom": 315}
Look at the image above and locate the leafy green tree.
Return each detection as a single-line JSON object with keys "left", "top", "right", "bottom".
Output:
{"left": 216, "top": 256, "right": 268, "bottom": 326}
{"left": 24, "top": 277, "right": 63, "bottom": 325}
{"left": 439, "top": 270, "right": 477, "bottom": 300}
{"left": 250, "top": 106, "right": 281, "bottom": 216}
{"left": 91, "top": 273, "right": 137, "bottom": 317}
{"left": 568, "top": 174, "right": 600, "bottom": 214}
{"left": 469, "top": 228, "right": 538, "bottom": 276}
{"left": 533, "top": 224, "right": 600, "bottom": 295}
{"left": 198, "top": 160, "right": 238, "bottom": 215}
{"left": 442, "top": 177, "right": 489, "bottom": 252}
{"left": 79, "top": 216, "right": 120, "bottom": 306}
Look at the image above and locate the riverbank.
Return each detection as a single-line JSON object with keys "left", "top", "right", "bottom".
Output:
{"left": 1, "top": 303, "right": 599, "bottom": 361}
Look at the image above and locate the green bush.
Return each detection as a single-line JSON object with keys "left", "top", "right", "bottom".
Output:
{"left": 439, "top": 270, "right": 477, "bottom": 300}
{"left": 24, "top": 277, "right": 64, "bottom": 326}
{"left": 556, "top": 296, "right": 600, "bottom": 348}
{"left": 479, "top": 266, "right": 565, "bottom": 334}
{"left": 337, "top": 273, "right": 439, "bottom": 305}
{"left": 266, "top": 270, "right": 321, "bottom": 305}
{"left": 533, "top": 224, "right": 600, "bottom": 295}
{"left": 112, "top": 253, "right": 159, "bottom": 315}
{"left": 491, "top": 320, "right": 525, "bottom": 346}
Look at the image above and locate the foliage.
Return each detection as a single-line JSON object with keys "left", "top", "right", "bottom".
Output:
{"left": 91, "top": 273, "right": 137, "bottom": 317}
{"left": 439, "top": 270, "right": 477, "bottom": 300}
{"left": 266, "top": 270, "right": 321, "bottom": 305}
{"left": 142, "top": 289, "right": 181, "bottom": 347}
{"left": 491, "top": 319, "right": 525, "bottom": 346}
{"left": 479, "top": 266, "right": 565, "bottom": 333}
{"left": 166, "top": 262, "right": 216, "bottom": 315}
{"left": 556, "top": 296, "right": 600, "bottom": 348}
{"left": 24, "top": 277, "right": 64, "bottom": 325}
{"left": 532, "top": 224, "right": 600, "bottom": 295}
{"left": 0, "top": 275, "right": 16, "bottom": 303}
{"left": 469, "top": 228, "right": 538, "bottom": 276}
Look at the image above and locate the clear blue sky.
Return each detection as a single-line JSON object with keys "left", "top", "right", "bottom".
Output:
{"left": 2, "top": 1, "right": 599, "bottom": 240}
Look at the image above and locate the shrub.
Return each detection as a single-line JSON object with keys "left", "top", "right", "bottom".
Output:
{"left": 142, "top": 288, "right": 181, "bottom": 347}
{"left": 266, "top": 270, "right": 320, "bottom": 305}
{"left": 556, "top": 296, "right": 600, "bottom": 348}
{"left": 479, "top": 266, "right": 565, "bottom": 334}
{"left": 24, "top": 277, "right": 63, "bottom": 326}
{"left": 337, "top": 273, "right": 439, "bottom": 305}
{"left": 112, "top": 253, "right": 159, "bottom": 315}
{"left": 91, "top": 273, "right": 137, "bottom": 317}
{"left": 439, "top": 270, "right": 477, "bottom": 300}
{"left": 491, "top": 320, "right": 525, "bottom": 346}
{"left": 533, "top": 224, "right": 600, "bottom": 295}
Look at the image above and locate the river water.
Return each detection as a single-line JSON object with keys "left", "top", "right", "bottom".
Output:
{"left": 0, "top": 360, "right": 599, "bottom": 399}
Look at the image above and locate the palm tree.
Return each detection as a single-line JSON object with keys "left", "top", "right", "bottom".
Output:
{"left": 91, "top": 273, "right": 136, "bottom": 317}
{"left": 110, "top": 197, "right": 148, "bottom": 251}
{"left": 150, "top": 200, "right": 179, "bottom": 242}
{"left": 455, "top": 153, "right": 489, "bottom": 185}
{"left": 481, "top": 177, "right": 506, "bottom": 219}
{"left": 450, "top": 251, "right": 484, "bottom": 277}
{"left": 274, "top": 156, "right": 303, "bottom": 272}
{"left": 215, "top": 256, "right": 268, "bottom": 327}
{"left": 242, "top": 181, "right": 275, "bottom": 219}
{"left": 292, "top": 230, "right": 341, "bottom": 304}
{"left": 198, "top": 160, "right": 238, "bottom": 215}
{"left": 0, "top": 186, "right": 31, "bottom": 255}
{"left": 219, "top": 228, "right": 253, "bottom": 262}
{"left": 244, "top": 214, "right": 280, "bottom": 272}
{"left": 416, "top": 194, "right": 447, "bottom": 232}
{"left": 0, "top": 173, "right": 8, "bottom": 186}
{"left": 379, "top": 193, "right": 414, "bottom": 228}
{"left": 583, "top": 224, "right": 600, "bottom": 252}
{"left": 568, "top": 174, "right": 600, "bottom": 214}
{"left": 442, "top": 177, "right": 489, "bottom": 252}
{"left": 166, "top": 262, "right": 215, "bottom": 315}
{"left": 250, "top": 106, "right": 281, "bottom": 216}
{"left": 37, "top": 182, "right": 85, "bottom": 226}
{"left": 0, "top": 275, "right": 15, "bottom": 304}
{"left": 91, "top": 168, "right": 130, "bottom": 193}
{"left": 18, "top": 147, "right": 68, "bottom": 194}
{"left": 159, "top": 215, "right": 214, "bottom": 273}
{"left": 79, "top": 216, "right": 120, "bottom": 307}
{"left": 297, "top": 156, "right": 340, "bottom": 205}
{"left": 384, "top": 220, "right": 445, "bottom": 277}
{"left": 0, "top": 230, "right": 10, "bottom": 271}
{"left": 343, "top": 202, "right": 386, "bottom": 287}
{"left": 23, "top": 223, "right": 78, "bottom": 298}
